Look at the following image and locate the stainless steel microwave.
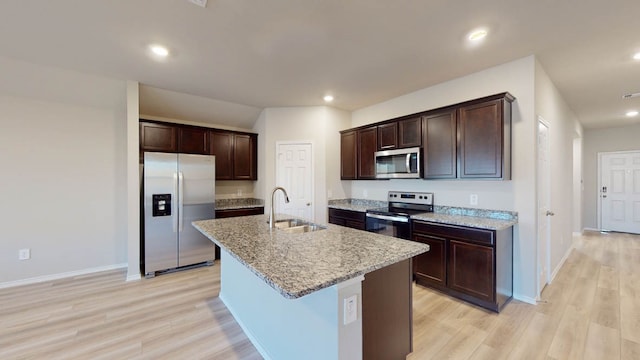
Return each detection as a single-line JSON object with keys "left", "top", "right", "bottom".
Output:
{"left": 374, "top": 147, "right": 421, "bottom": 179}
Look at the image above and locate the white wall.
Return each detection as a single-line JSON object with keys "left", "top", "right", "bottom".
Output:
{"left": 0, "top": 57, "right": 128, "bottom": 284}
{"left": 534, "top": 60, "right": 582, "bottom": 281}
{"left": 583, "top": 123, "right": 640, "bottom": 229}
{"left": 351, "top": 56, "right": 539, "bottom": 302}
{"left": 253, "top": 106, "right": 351, "bottom": 224}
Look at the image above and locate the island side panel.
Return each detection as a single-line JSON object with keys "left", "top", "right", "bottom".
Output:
{"left": 362, "top": 258, "right": 413, "bottom": 359}
{"left": 218, "top": 249, "right": 363, "bottom": 360}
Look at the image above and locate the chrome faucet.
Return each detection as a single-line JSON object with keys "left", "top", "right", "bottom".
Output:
{"left": 269, "top": 186, "right": 290, "bottom": 228}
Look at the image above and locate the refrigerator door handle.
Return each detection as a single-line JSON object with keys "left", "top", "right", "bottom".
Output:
{"left": 178, "top": 172, "right": 184, "bottom": 232}
{"left": 173, "top": 172, "right": 178, "bottom": 233}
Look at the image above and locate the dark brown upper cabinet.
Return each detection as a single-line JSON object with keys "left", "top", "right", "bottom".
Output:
{"left": 357, "top": 127, "right": 378, "bottom": 179}
{"left": 458, "top": 93, "right": 514, "bottom": 179}
{"left": 140, "top": 121, "right": 177, "bottom": 153}
{"left": 139, "top": 120, "right": 257, "bottom": 181}
{"left": 398, "top": 117, "right": 422, "bottom": 148}
{"left": 338, "top": 92, "right": 514, "bottom": 181}
{"left": 178, "top": 127, "right": 209, "bottom": 154}
{"left": 340, "top": 130, "right": 357, "bottom": 180}
{"left": 233, "top": 134, "right": 257, "bottom": 180}
{"left": 377, "top": 122, "right": 398, "bottom": 150}
{"left": 209, "top": 131, "right": 234, "bottom": 180}
{"left": 422, "top": 109, "right": 457, "bottom": 179}
{"left": 209, "top": 130, "right": 257, "bottom": 181}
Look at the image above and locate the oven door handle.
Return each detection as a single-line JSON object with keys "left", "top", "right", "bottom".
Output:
{"left": 366, "top": 213, "right": 409, "bottom": 223}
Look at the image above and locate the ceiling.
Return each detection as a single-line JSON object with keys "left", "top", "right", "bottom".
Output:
{"left": 1, "top": 0, "right": 639, "bottom": 129}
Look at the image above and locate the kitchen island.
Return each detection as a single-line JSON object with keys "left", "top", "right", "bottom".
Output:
{"left": 193, "top": 215, "right": 429, "bottom": 360}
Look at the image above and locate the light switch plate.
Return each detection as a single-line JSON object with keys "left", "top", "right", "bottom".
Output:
{"left": 343, "top": 295, "right": 357, "bottom": 325}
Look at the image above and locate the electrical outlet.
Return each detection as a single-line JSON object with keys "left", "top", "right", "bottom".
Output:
{"left": 470, "top": 194, "right": 478, "bottom": 205}
{"left": 236, "top": 188, "right": 242, "bottom": 197}
{"left": 19, "top": 248, "right": 30, "bottom": 260}
{"left": 363, "top": 190, "right": 368, "bottom": 198}
{"left": 343, "top": 295, "right": 357, "bottom": 325}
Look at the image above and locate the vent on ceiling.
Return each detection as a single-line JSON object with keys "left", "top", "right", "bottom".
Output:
{"left": 622, "top": 92, "right": 640, "bottom": 99}
{"left": 188, "top": 0, "right": 207, "bottom": 8}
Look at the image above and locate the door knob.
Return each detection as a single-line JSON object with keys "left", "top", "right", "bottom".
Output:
{"left": 306, "top": 202, "right": 311, "bottom": 206}
{"left": 546, "top": 211, "right": 555, "bottom": 216}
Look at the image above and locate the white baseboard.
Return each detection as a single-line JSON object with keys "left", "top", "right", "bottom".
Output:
{"left": 0, "top": 263, "right": 127, "bottom": 289}
{"left": 126, "top": 272, "right": 142, "bottom": 282}
{"left": 512, "top": 293, "right": 537, "bottom": 305}
{"left": 549, "top": 245, "right": 573, "bottom": 284}
{"left": 572, "top": 231, "right": 582, "bottom": 236}
{"left": 583, "top": 227, "right": 600, "bottom": 232}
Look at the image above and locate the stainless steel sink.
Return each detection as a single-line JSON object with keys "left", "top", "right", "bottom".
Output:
{"left": 270, "top": 219, "right": 327, "bottom": 233}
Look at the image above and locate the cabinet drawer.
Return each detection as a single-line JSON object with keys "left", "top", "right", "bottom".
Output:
{"left": 328, "top": 208, "right": 366, "bottom": 222}
{"left": 413, "top": 221, "right": 494, "bottom": 246}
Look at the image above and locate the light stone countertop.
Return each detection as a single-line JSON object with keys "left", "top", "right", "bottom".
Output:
{"left": 327, "top": 198, "right": 518, "bottom": 231}
{"left": 411, "top": 213, "right": 517, "bottom": 230}
{"left": 193, "top": 214, "right": 429, "bottom": 299}
{"left": 215, "top": 198, "right": 264, "bottom": 210}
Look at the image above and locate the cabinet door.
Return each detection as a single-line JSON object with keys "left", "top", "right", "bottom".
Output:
{"left": 340, "top": 131, "right": 357, "bottom": 180}
{"left": 357, "top": 127, "right": 378, "bottom": 179}
{"left": 377, "top": 122, "right": 397, "bottom": 150}
{"left": 412, "top": 233, "right": 447, "bottom": 288}
{"left": 140, "top": 122, "right": 177, "bottom": 152}
{"left": 233, "top": 134, "right": 257, "bottom": 180}
{"left": 209, "top": 131, "right": 233, "bottom": 180}
{"left": 423, "top": 110, "right": 457, "bottom": 179}
{"left": 458, "top": 99, "right": 504, "bottom": 178}
{"left": 178, "top": 127, "right": 209, "bottom": 154}
{"left": 398, "top": 117, "right": 422, "bottom": 148}
{"left": 447, "top": 240, "right": 494, "bottom": 303}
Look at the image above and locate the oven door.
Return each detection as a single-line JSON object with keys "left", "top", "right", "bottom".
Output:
{"left": 365, "top": 213, "right": 411, "bottom": 240}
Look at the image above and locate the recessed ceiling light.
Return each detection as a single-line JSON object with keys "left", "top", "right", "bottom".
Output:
{"left": 149, "top": 44, "right": 169, "bottom": 57}
{"left": 626, "top": 110, "right": 639, "bottom": 117}
{"left": 468, "top": 28, "right": 488, "bottom": 42}
{"left": 323, "top": 95, "right": 334, "bottom": 102}
{"left": 633, "top": 52, "right": 640, "bottom": 60}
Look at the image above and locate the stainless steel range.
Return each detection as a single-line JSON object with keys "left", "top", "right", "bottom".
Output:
{"left": 366, "top": 191, "right": 434, "bottom": 240}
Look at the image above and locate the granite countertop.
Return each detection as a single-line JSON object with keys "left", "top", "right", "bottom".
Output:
{"left": 411, "top": 213, "right": 517, "bottom": 230}
{"left": 328, "top": 198, "right": 518, "bottom": 230}
{"left": 193, "top": 214, "right": 429, "bottom": 299}
{"left": 215, "top": 198, "right": 264, "bottom": 210}
{"left": 327, "top": 198, "right": 387, "bottom": 213}
{"left": 412, "top": 205, "right": 518, "bottom": 230}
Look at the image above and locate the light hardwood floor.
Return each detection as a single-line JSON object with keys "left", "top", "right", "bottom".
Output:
{"left": 1, "top": 231, "right": 638, "bottom": 359}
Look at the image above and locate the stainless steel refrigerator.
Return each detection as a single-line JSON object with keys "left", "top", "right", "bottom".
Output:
{"left": 143, "top": 152, "right": 215, "bottom": 276}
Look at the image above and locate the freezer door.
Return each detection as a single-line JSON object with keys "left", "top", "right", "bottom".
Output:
{"left": 177, "top": 154, "right": 216, "bottom": 267}
{"left": 144, "top": 152, "right": 179, "bottom": 273}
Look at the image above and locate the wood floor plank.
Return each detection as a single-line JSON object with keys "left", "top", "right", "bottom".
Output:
{"left": 0, "top": 230, "right": 638, "bottom": 359}
{"left": 583, "top": 322, "right": 620, "bottom": 360}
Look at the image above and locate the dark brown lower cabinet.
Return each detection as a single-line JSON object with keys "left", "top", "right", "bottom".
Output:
{"left": 412, "top": 220, "right": 513, "bottom": 312}
{"left": 363, "top": 259, "right": 412, "bottom": 360}
{"left": 214, "top": 207, "right": 264, "bottom": 218}
{"left": 328, "top": 208, "right": 366, "bottom": 230}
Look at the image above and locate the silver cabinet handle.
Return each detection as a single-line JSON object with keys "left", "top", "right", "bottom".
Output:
{"left": 546, "top": 211, "right": 555, "bottom": 216}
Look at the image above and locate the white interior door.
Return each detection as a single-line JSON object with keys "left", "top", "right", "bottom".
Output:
{"left": 537, "top": 119, "right": 552, "bottom": 295}
{"left": 600, "top": 151, "right": 640, "bottom": 234}
{"left": 276, "top": 142, "right": 313, "bottom": 220}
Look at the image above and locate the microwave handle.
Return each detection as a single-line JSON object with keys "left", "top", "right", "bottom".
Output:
{"left": 406, "top": 153, "right": 411, "bottom": 173}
